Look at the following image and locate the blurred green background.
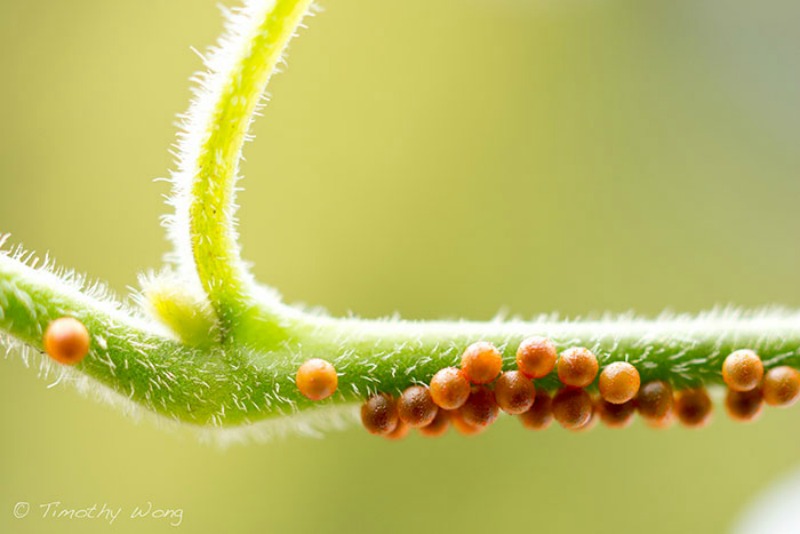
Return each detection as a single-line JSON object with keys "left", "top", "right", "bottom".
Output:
{"left": 1, "top": 0, "right": 800, "bottom": 532}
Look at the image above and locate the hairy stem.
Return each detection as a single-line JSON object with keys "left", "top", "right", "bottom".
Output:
{"left": 173, "top": 0, "right": 313, "bottom": 342}
{"left": 2, "top": 0, "right": 798, "bottom": 439}
{"left": 304, "top": 311, "right": 800, "bottom": 394}
{"left": 3, "top": 249, "right": 799, "bottom": 428}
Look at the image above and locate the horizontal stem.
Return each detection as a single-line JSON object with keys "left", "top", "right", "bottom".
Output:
{"left": 301, "top": 311, "right": 800, "bottom": 395}
{"left": 3, "top": 252, "right": 800, "bottom": 427}
{"left": 0, "top": 254, "right": 251, "bottom": 425}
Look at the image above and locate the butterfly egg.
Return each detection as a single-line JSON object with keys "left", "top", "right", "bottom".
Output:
{"left": 43, "top": 317, "right": 91, "bottom": 365}
{"left": 644, "top": 410, "right": 674, "bottom": 430}
{"left": 519, "top": 390, "right": 553, "bottom": 430}
{"left": 596, "top": 398, "right": 636, "bottom": 429}
{"left": 722, "top": 349, "right": 764, "bottom": 392}
{"left": 557, "top": 347, "right": 599, "bottom": 388}
{"left": 458, "top": 386, "right": 500, "bottom": 428}
{"left": 674, "top": 388, "right": 713, "bottom": 428}
{"left": 430, "top": 367, "right": 471, "bottom": 410}
{"left": 494, "top": 371, "right": 535, "bottom": 415}
{"left": 397, "top": 385, "right": 438, "bottom": 428}
{"left": 461, "top": 341, "right": 503, "bottom": 385}
{"left": 361, "top": 393, "right": 399, "bottom": 436}
{"left": 552, "top": 387, "right": 593, "bottom": 430}
{"left": 636, "top": 380, "right": 674, "bottom": 422}
{"left": 384, "top": 420, "right": 411, "bottom": 441}
{"left": 295, "top": 358, "right": 338, "bottom": 401}
{"left": 725, "top": 388, "right": 763, "bottom": 423}
{"left": 573, "top": 399, "right": 598, "bottom": 433}
{"left": 762, "top": 366, "right": 800, "bottom": 407}
{"left": 451, "top": 411, "right": 485, "bottom": 436}
{"left": 418, "top": 409, "right": 450, "bottom": 438}
{"left": 598, "top": 362, "right": 640, "bottom": 404}
{"left": 516, "top": 336, "right": 557, "bottom": 379}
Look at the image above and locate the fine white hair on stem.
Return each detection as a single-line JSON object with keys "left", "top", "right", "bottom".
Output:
{"left": 162, "top": 0, "right": 315, "bottom": 300}
{"left": 2, "top": 329, "right": 357, "bottom": 447}
{"left": 0, "top": 234, "right": 147, "bottom": 326}
{"left": 3, "top": 0, "right": 800, "bottom": 445}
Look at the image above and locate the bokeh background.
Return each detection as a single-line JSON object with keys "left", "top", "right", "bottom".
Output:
{"left": 2, "top": 0, "right": 800, "bottom": 532}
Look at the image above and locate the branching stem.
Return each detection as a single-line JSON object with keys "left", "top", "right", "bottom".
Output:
{"left": 179, "top": 0, "right": 312, "bottom": 343}
{"left": 1, "top": 0, "right": 797, "bottom": 438}
{"left": 3, "top": 249, "right": 799, "bottom": 428}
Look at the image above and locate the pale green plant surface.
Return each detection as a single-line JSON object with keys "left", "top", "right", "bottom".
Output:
{"left": 1, "top": 0, "right": 799, "bottom": 442}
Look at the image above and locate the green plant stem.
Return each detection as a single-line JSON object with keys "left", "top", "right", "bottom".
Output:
{"left": 3, "top": 252, "right": 799, "bottom": 427}
{"left": 2, "top": 0, "right": 799, "bottom": 436}
{"left": 185, "top": 0, "right": 312, "bottom": 342}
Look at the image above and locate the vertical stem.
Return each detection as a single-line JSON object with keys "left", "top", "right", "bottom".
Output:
{"left": 179, "top": 0, "right": 313, "bottom": 340}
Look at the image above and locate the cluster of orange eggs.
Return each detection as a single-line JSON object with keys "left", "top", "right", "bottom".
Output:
{"left": 40, "top": 317, "right": 800, "bottom": 437}
{"left": 294, "top": 337, "right": 800, "bottom": 439}
{"left": 721, "top": 349, "right": 800, "bottom": 422}
{"left": 352, "top": 337, "right": 648, "bottom": 437}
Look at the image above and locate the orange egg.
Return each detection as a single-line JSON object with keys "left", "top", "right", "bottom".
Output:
{"left": 722, "top": 350, "right": 763, "bottom": 392}
{"left": 636, "top": 380, "right": 673, "bottom": 422}
{"left": 762, "top": 366, "right": 800, "bottom": 407}
{"left": 418, "top": 409, "right": 450, "bottom": 438}
{"left": 43, "top": 317, "right": 90, "bottom": 365}
{"left": 430, "top": 367, "right": 471, "bottom": 410}
{"left": 397, "top": 385, "right": 438, "bottom": 428}
{"left": 295, "top": 358, "right": 338, "bottom": 401}
{"left": 572, "top": 400, "right": 598, "bottom": 433}
{"left": 516, "top": 336, "right": 558, "bottom": 379}
{"left": 557, "top": 347, "right": 599, "bottom": 388}
{"left": 644, "top": 409, "right": 674, "bottom": 430}
{"left": 725, "top": 388, "right": 763, "bottom": 423}
{"left": 461, "top": 341, "right": 503, "bottom": 385}
{"left": 596, "top": 398, "right": 636, "bottom": 429}
{"left": 674, "top": 388, "right": 712, "bottom": 428}
{"left": 519, "top": 390, "right": 553, "bottom": 431}
{"left": 458, "top": 387, "right": 499, "bottom": 428}
{"left": 494, "top": 371, "right": 535, "bottom": 415}
{"left": 552, "top": 387, "right": 593, "bottom": 430}
{"left": 598, "top": 362, "right": 640, "bottom": 404}
{"left": 384, "top": 420, "right": 410, "bottom": 441}
{"left": 451, "top": 411, "right": 485, "bottom": 436}
{"left": 361, "top": 393, "right": 399, "bottom": 436}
